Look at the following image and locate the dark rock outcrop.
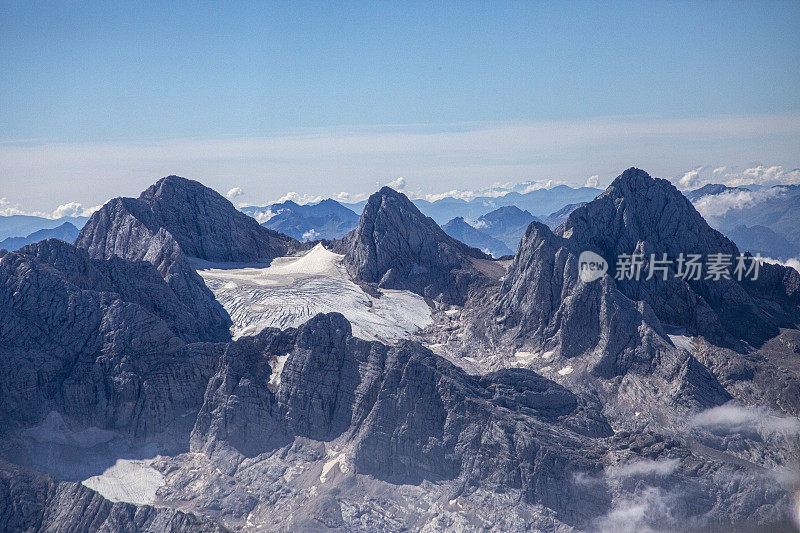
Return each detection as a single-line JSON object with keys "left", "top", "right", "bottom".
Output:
{"left": 338, "top": 187, "right": 494, "bottom": 305}
{"left": 75, "top": 176, "right": 303, "bottom": 341}
{"left": 15, "top": 238, "right": 216, "bottom": 343}
{"left": 77, "top": 176, "right": 295, "bottom": 263}
{"left": 0, "top": 242, "right": 221, "bottom": 449}
{"left": 191, "top": 313, "right": 613, "bottom": 522}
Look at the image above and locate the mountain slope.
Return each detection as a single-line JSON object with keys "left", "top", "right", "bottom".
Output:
{"left": 0, "top": 215, "right": 87, "bottom": 242}
{"left": 554, "top": 168, "right": 799, "bottom": 346}
{"left": 541, "top": 201, "right": 587, "bottom": 228}
{"left": 78, "top": 176, "right": 296, "bottom": 263}
{"left": 75, "top": 176, "right": 305, "bottom": 341}
{"left": 474, "top": 205, "right": 537, "bottom": 251}
{"left": 0, "top": 241, "right": 222, "bottom": 457}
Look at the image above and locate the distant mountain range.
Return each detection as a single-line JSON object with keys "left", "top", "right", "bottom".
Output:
{"left": 343, "top": 184, "right": 602, "bottom": 224}
{"left": 442, "top": 203, "right": 588, "bottom": 257}
{"left": 0, "top": 214, "right": 88, "bottom": 241}
{"left": 242, "top": 199, "right": 359, "bottom": 241}
{"left": 0, "top": 222, "right": 79, "bottom": 251}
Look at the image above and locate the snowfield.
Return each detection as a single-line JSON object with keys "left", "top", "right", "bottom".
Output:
{"left": 195, "top": 243, "right": 433, "bottom": 343}
{"left": 82, "top": 458, "right": 164, "bottom": 505}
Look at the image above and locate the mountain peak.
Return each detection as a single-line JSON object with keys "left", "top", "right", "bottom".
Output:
{"left": 340, "top": 186, "right": 491, "bottom": 304}
{"left": 544, "top": 167, "right": 799, "bottom": 345}
{"left": 79, "top": 175, "right": 296, "bottom": 263}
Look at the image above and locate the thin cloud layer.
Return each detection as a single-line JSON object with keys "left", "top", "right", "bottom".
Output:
{"left": 2, "top": 113, "right": 798, "bottom": 213}
{"left": 692, "top": 186, "right": 788, "bottom": 218}
{"left": 676, "top": 165, "right": 800, "bottom": 190}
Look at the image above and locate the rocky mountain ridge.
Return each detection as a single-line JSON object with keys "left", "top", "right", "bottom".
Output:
{"left": 1, "top": 170, "right": 798, "bottom": 531}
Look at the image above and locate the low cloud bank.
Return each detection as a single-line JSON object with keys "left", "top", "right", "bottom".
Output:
{"left": 690, "top": 403, "right": 800, "bottom": 436}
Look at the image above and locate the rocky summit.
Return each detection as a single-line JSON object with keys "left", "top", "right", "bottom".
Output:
{"left": 338, "top": 186, "right": 494, "bottom": 305}
{"left": 1, "top": 170, "right": 799, "bottom": 532}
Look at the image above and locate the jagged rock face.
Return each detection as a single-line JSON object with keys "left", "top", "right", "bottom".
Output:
{"left": 191, "top": 313, "right": 613, "bottom": 523}
{"left": 495, "top": 221, "right": 731, "bottom": 409}
{"left": 0, "top": 460, "right": 226, "bottom": 532}
{"left": 340, "top": 187, "right": 492, "bottom": 305}
{"left": 554, "top": 168, "right": 799, "bottom": 345}
{"left": 0, "top": 243, "right": 220, "bottom": 446}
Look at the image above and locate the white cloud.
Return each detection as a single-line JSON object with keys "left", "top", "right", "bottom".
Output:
{"left": 762, "top": 256, "right": 800, "bottom": 274}
{"left": 690, "top": 403, "right": 800, "bottom": 436}
{"left": 276, "top": 192, "right": 323, "bottom": 205}
{"left": 52, "top": 202, "right": 102, "bottom": 219}
{"left": 385, "top": 177, "right": 406, "bottom": 190}
{"left": 301, "top": 229, "right": 320, "bottom": 241}
{"left": 692, "top": 186, "right": 787, "bottom": 219}
{"left": 675, "top": 164, "right": 800, "bottom": 191}
{"left": 0, "top": 197, "right": 33, "bottom": 217}
{"left": 607, "top": 458, "right": 680, "bottom": 479}
{"left": 4, "top": 112, "right": 797, "bottom": 214}
{"left": 677, "top": 167, "right": 703, "bottom": 189}
{"left": 225, "top": 187, "right": 244, "bottom": 201}
{"left": 52, "top": 202, "right": 83, "bottom": 218}
{"left": 0, "top": 197, "right": 101, "bottom": 219}
{"left": 585, "top": 175, "right": 599, "bottom": 188}
{"left": 594, "top": 487, "right": 674, "bottom": 533}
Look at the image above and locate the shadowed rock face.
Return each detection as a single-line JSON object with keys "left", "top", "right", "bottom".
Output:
{"left": 1, "top": 171, "right": 798, "bottom": 531}
{"left": 340, "top": 187, "right": 493, "bottom": 305}
{"left": 15, "top": 239, "right": 213, "bottom": 343}
{"left": 78, "top": 175, "right": 295, "bottom": 263}
{"left": 0, "top": 241, "right": 221, "bottom": 447}
{"left": 494, "top": 220, "right": 732, "bottom": 409}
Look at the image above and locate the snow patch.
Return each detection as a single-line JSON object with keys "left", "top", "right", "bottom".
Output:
{"left": 558, "top": 365, "right": 574, "bottom": 376}
{"left": 668, "top": 334, "right": 694, "bottom": 352}
{"left": 196, "top": 244, "right": 432, "bottom": 343}
{"left": 514, "top": 350, "right": 554, "bottom": 365}
{"left": 320, "top": 452, "right": 349, "bottom": 483}
{"left": 82, "top": 458, "right": 164, "bottom": 505}
{"left": 268, "top": 354, "right": 289, "bottom": 391}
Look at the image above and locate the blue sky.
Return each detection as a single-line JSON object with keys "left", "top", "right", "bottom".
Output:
{"left": 1, "top": 1, "right": 799, "bottom": 213}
